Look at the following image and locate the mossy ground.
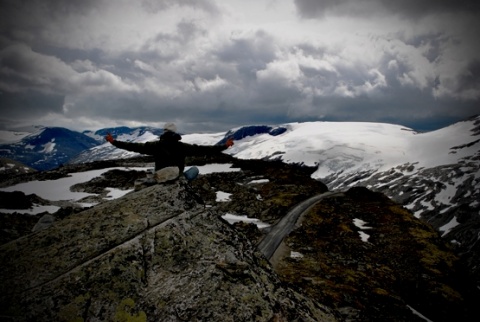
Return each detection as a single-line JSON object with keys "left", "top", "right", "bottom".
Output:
{"left": 274, "top": 187, "right": 477, "bottom": 321}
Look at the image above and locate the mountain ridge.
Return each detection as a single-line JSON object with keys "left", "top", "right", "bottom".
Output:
{"left": 1, "top": 115, "right": 479, "bottom": 302}
{"left": 1, "top": 115, "right": 477, "bottom": 171}
{"left": 0, "top": 127, "right": 99, "bottom": 171}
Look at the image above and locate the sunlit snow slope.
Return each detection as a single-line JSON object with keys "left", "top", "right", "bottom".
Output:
{"left": 71, "top": 116, "right": 479, "bottom": 231}
{"left": 227, "top": 118, "right": 479, "bottom": 180}
{"left": 226, "top": 117, "right": 480, "bottom": 232}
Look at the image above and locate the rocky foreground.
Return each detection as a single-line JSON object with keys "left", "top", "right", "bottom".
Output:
{"left": 0, "top": 179, "right": 337, "bottom": 321}
{"left": 0, "top": 157, "right": 479, "bottom": 321}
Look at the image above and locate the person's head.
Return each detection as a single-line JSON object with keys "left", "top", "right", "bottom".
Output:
{"left": 163, "top": 122, "right": 177, "bottom": 133}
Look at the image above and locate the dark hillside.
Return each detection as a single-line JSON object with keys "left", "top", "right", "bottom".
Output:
{"left": 275, "top": 187, "right": 479, "bottom": 321}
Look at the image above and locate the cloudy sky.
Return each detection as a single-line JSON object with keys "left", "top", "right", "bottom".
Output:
{"left": 1, "top": 0, "right": 479, "bottom": 133}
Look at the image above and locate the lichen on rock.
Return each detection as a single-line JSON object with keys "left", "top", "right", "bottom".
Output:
{"left": 0, "top": 180, "right": 337, "bottom": 322}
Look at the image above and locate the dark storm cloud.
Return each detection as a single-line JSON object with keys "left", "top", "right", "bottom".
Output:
{"left": 378, "top": 0, "right": 480, "bottom": 17}
{"left": 402, "top": 33, "right": 443, "bottom": 64}
{"left": 454, "top": 60, "right": 480, "bottom": 99}
{"left": 0, "top": 0, "right": 478, "bottom": 132}
{"left": 0, "top": 43, "right": 73, "bottom": 93}
{"left": 0, "top": 90, "right": 64, "bottom": 116}
{"left": 215, "top": 30, "right": 277, "bottom": 84}
{"left": 294, "top": 0, "right": 480, "bottom": 18}
{"left": 0, "top": 0, "right": 100, "bottom": 44}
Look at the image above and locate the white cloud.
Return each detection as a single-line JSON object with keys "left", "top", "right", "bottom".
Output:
{"left": 194, "top": 75, "right": 229, "bottom": 92}
{"left": 257, "top": 59, "right": 302, "bottom": 84}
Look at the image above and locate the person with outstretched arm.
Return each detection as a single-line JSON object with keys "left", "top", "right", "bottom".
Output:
{"left": 105, "top": 123, "right": 234, "bottom": 182}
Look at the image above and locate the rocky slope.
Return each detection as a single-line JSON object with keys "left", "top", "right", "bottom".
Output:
{"left": 0, "top": 178, "right": 336, "bottom": 322}
{"left": 274, "top": 188, "right": 478, "bottom": 321}
{"left": 0, "top": 158, "right": 36, "bottom": 181}
{"left": 323, "top": 151, "right": 480, "bottom": 287}
{"left": 1, "top": 156, "right": 479, "bottom": 321}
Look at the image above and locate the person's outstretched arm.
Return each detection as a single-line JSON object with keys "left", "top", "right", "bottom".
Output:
{"left": 184, "top": 138, "right": 234, "bottom": 156}
{"left": 105, "top": 133, "right": 154, "bottom": 155}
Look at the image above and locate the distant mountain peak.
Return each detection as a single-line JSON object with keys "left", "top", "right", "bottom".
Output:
{"left": 0, "top": 126, "right": 100, "bottom": 171}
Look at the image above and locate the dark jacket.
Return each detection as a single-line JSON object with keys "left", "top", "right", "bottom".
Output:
{"left": 111, "top": 131, "right": 227, "bottom": 172}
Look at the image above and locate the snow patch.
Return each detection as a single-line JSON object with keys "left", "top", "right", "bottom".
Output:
{"left": 248, "top": 179, "right": 269, "bottom": 184}
{"left": 195, "top": 163, "right": 241, "bottom": 174}
{"left": 105, "top": 187, "right": 134, "bottom": 199}
{"left": 0, "top": 130, "right": 30, "bottom": 143}
{"left": 353, "top": 218, "right": 372, "bottom": 243}
{"left": 221, "top": 213, "right": 270, "bottom": 229}
{"left": 41, "top": 141, "right": 56, "bottom": 154}
{"left": 0, "top": 167, "right": 147, "bottom": 210}
{"left": 407, "top": 305, "right": 433, "bottom": 322}
{"left": 290, "top": 251, "right": 304, "bottom": 259}
{"left": 216, "top": 191, "right": 232, "bottom": 202}
{"left": 358, "top": 231, "right": 370, "bottom": 243}
{"left": 439, "top": 216, "right": 460, "bottom": 237}
{"left": 0, "top": 164, "right": 246, "bottom": 215}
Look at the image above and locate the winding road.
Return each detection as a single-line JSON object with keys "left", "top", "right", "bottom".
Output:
{"left": 258, "top": 191, "right": 344, "bottom": 260}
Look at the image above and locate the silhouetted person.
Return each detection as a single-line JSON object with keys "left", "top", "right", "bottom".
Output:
{"left": 106, "top": 123, "right": 233, "bottom": 182}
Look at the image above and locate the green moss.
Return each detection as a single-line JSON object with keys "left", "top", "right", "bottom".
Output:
{"left": 58, "top": 294, "right": 89, "bottom": 322}
{"left": 156, "top": 299, "right": 167, "bottom": 310}
{"left": 114, "top": 298, "right": 147, "bottom": 322}
{"left": 338, "top": 222, "right": 353, "bottom": 233}
{"left": 434, "top": 283, "right": 463, "bottom": 302}
{"left": 408, "top": 227, "right": 457, "bottom": 276}
{"left": 240, "top": 293, "right": 260, "bottom": 302}
{"left": 388, "top": 205, "right": 413, "bottom": 218}
{"left": 373, "top": 288, "right": 389, "bottom": 296}
{"left": 269, "top": 192, "right": 298, "bottom": 207}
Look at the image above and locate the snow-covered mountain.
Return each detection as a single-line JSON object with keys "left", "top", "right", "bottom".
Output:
{"left": 71, "top": 116, "right": 480, "bottom": 227}
{"left": 3, "top": 117, "right": 479, "bottom": 240}
{"left": 103, "top": 118, "right": 478, "bottom": 258}
{"left": 0, "top": 127, "right": 100, "bottom": 171}
{"left": 235, "top": 115, "right": 479, "bottom": 242}
{"left": 82, "top": 126, "right": 165, "bottom": 144}
{"left": 0, "top": 126, "right": 167, "bottom": 171}
{"left": 223, "top": 116, "right": 480, "bottom": 283}
{"left": 71, "top": 128, "right": 166, "bottom": 164}
{"left": 74, "top": 117, "right": 478, "bottom": 194}
{"left": 227, "top": 118, "right": 478, "bottom": 179}
{"left": 0, "top": 124, "right": 296, "bottom": 170}
{"left": 71, "top": 125, "right": 286, "bottom": 164}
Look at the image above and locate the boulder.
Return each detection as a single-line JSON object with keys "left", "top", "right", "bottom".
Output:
{"left": 31, "top": 214, "right": 55, "bottom": 232}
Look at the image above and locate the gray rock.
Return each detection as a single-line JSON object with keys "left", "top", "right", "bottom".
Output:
{"left": 0, "top": 181, "right": 337, "bottom": 322}
{"left": 154, "top": 166, "right": 180, "bottom": 183}
{"left": 31, "top": 214, "right": 55, "bottom": 232}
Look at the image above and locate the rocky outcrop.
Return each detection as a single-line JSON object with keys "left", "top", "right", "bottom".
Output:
{"left": 0, "top": 158, "right": 36, "bottom": 181}
{"left": 0, "top": 180, "right": 337, "bottom": 322}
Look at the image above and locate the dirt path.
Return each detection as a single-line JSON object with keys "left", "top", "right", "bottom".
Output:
{"left": 258, "top": 191, "right": 344, "bottom": 263}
